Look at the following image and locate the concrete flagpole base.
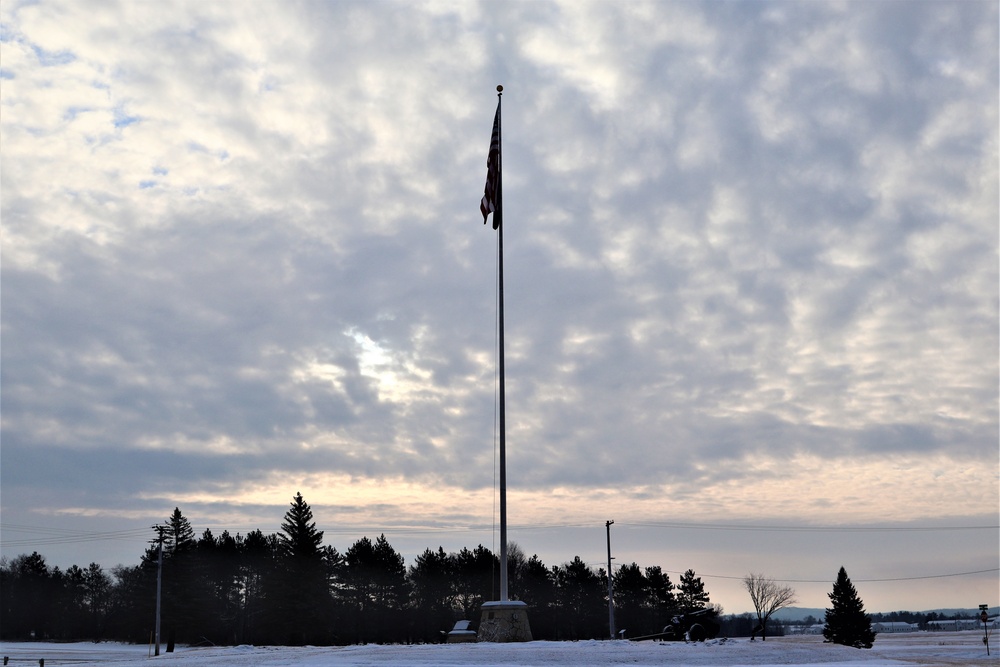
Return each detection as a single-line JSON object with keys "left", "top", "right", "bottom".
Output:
{"left": 478, "top": 600, "right": 532, "bottom": 642}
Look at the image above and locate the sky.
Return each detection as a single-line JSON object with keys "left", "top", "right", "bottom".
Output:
{"left": 0, "top": 0, "right": 997, "bottom": 617}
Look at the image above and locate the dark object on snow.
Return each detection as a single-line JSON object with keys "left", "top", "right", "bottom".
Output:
{"left": 629, "top": 608, "right": 720, "bottom": 642}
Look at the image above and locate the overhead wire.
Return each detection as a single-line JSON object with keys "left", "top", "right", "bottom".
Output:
{"left": 623, "top": 521, "right": 998, "bottom": 533}
{"left": 3, "top": 521, "right": 995, "bottom": 586}
{"left": 5, "top": 519, "right": 994, "bottom": 546}
{"left": 660, "top": 567, "right": 1000, "bottom": 584}
{"left": 0, "top": 523, "right": 151, "bottom": 548}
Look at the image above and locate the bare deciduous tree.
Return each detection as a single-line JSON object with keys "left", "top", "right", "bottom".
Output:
{"left": 743, "top": 572, "right": 796, "bottom": 641}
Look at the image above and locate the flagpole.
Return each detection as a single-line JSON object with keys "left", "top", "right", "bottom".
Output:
{"left": 476, "top": 84, "right": 530, "bottom": 642}
{"left": 495, "top": 85, "right": 508, "bottom": 603}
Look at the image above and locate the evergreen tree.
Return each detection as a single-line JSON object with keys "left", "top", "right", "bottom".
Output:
{"left": 553, "top": 556, "right": 605, "bottom": 639}
{"left": 342, "top": 535, "right": 408, "bottom": 643}
{"left": 62, "top": 564, "right": 89, "bottom": 638}
{"left": 677, "top": 569, "right": 710, "bottom": 612}
{"left": 823, "top": 566, "right": 876, "bottom": 649}
{"left": 158, "top": 508, "right": 198, "bottom": 648}
{"left": 1, "top": 552, "right": 56, "bottom": 639}
{"left": 451, "top": 545, "right": 498, "bottom": 619}
{"left": 517, "top": 555, "right": 556, "bottom": 639}
{"left": 236, "top": 529, "right": 280, "bottom": 644}
{"left": 81, "top": 563, "right": 113, "bottom": 642}
{"left": 409, "top": 547, "right": 455, "bottom": 640}
{"left": 107, "top": 564, "right": 151, "bottom": 643}
{"left": 195, "top": 528, "right": 242, "bottom": 644}
{"left": 612, "top": 562, "right": 648, "bottom": 636}
{"left": 165, "top": 507, "right": 196, "bottom": 556}
{"left": 279, "top": 492, "right": 324, "bottom": 559}
{"left": 643, "top": 566, "right": 676, "bottom": 619}
{"left": 275, "top": 492, "right": 332, "bottom": 644}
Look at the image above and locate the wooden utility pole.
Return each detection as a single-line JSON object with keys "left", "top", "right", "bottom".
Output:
{"left": 153, "top": 525, "right": 165, "bottom": 656}
{"left": 606, "top": 520, "right": 616, "bottom": 639}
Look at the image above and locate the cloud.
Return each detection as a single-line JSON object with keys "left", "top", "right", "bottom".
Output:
{"left": 1, "top": 1, "right": 996, "bottom": 611}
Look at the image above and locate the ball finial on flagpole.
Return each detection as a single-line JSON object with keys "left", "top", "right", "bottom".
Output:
{"left": 497, "top": 85, "right": 503, "bottom": 92}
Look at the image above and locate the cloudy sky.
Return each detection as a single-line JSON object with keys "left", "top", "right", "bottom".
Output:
{"left": 1, "top": 0, "right": 997, "bottom": 615}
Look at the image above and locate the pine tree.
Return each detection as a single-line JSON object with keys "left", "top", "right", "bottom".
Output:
{"left": 613, "top": 562, "right": 648, "bottom": 635}
{"left": 643, "top": 566, "right": 676, "bottom": 614}
{"left": 451, "top": 545, "right": 499, "bottom": 619}
{"left": 157, "top": 508, "right": 198, "bottom": 647}
{"left": 275, "top": 492, "right": 331, "bottom": 644}
{"left": 517, "top": 555, "right": 556, "bottom": 638}
{"left": 823, "top": 566, "right": 876, "bottom": 648}
{"left": 409, "top": 547, "right": 454, "bottom": 640}
{"left": 677, "top": 569, "right": 711, "bottom": 613}
{"left": 165, "top": 507, "right": 195, "bottom": 556}
{"left": 341, "top": 534, "right": 408, "bottom": 643}
{"left": 553, "top": 556, "right": 605, "bottom": 639}
{"left": 235, "top": 529, "right": 280, "bottom": 644}
{"left": 279, "top": 492, "right": 324, "bottom": 560}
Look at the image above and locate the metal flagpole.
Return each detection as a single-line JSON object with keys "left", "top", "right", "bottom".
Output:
{"left": 495, "top": 85, "right": 507, "bottom": 603}
{"left": 477, "top": 85, "right": 529, "bottom": 641}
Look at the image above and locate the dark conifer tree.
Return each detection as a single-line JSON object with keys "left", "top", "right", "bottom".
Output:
{"left": 409, "top": 547, "right": 455, "bottom": 640}
{"left": 643, "top": 565, "right": 676, "bottom": 624}
{"left": 677, "top": 569, "right": 711, "bottom": 613}
{"left": 158, "top": 508, "right": 198, "bottom": 648}
{"left": 280, "top": 492, "right": 324, "bottom": 559}
{"left": 515, "top": 555, "right": 557, "bottom": 639}
{"left": 165, "top": 507, "right": 196, "bottom": 555}
{"left": 613, "top": 562, "right": 648, "bottom": 637}
{"left": 81, "top": 562, "right": 113, "bottom": 642}
{"left": 195, "top": 528, "right": 242, "bottom": 644}
{"left": 823, "top": 566, "right": 876, "bottom": 649}
{"left": 451, "top": 545, "right": 499, "bottom": 619}
{"left": 107, "top": 564, "right": 150, "bottom": 643}
{"left": 236, "top": 529, "right": 280, "bottom": 644}
{"left": 341, "top": 534, "right": 408, "bottom": 643}
{"left": 275, "top": 492, "right": 332, "bottom": 644}
{"left": 1, "top": 552, "right": 56, "bottom": 639}
{"left": 60, "top": 564, "right": 88, "bottom": 638}
{"left": 553, "top": 556, "right": 605, "bottom": 639}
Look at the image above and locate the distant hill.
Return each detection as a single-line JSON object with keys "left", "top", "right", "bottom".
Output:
{"left": 770, "top": 607, "right": 825, "bottom": 622}
{"left": 767, "top": 606, "right": 1000, "bottom": 623}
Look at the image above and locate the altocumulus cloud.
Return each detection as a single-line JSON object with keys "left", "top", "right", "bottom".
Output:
{"left": 0, "top": 0, "right": 996, "bottom": 613}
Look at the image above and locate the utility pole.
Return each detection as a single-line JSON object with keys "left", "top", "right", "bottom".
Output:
{"left": 153, "top": 525, "right": 165, "bottom": 657}
{"left": 606, "top": 520, "right": 616, "bottom": 639}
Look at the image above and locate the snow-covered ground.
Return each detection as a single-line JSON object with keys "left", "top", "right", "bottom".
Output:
{"left": 2, "top": 632, "right": 996, "bottom": 667}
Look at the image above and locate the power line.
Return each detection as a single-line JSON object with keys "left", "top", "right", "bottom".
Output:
{"left": 3, "top": 518, "right": 995, "bottom": 547}
{"left": 664, "top": 567, "right": 1000, "bottom": 584}
{"left": 0, "top": 523, "right": 150, "bottom": 547}
{"left": 3, "top": 521, "right": 995, "bottom": 587}
{"left": 622, "top": 521, "right": 999, "bottom": 533}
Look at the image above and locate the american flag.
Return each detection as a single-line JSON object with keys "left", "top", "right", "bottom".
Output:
{"left": 480, "top": 101, "right": 501, "bottom": 229}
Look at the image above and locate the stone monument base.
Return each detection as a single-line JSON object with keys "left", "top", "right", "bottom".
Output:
{"left": 478, "top": 600, "right": 532, "bottom": 642}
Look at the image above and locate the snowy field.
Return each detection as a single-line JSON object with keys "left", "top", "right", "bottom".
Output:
{"left": 2, "top": 632, "right": 997, "bottom": 667}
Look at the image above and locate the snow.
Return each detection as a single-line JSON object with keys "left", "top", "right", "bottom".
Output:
{"left": 2, "top": 633, "right": 997, "bottom": 667}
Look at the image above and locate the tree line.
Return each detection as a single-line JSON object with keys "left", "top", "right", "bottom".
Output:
{"left": 1, "top": 493, "right": 717, "bottom": 645}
